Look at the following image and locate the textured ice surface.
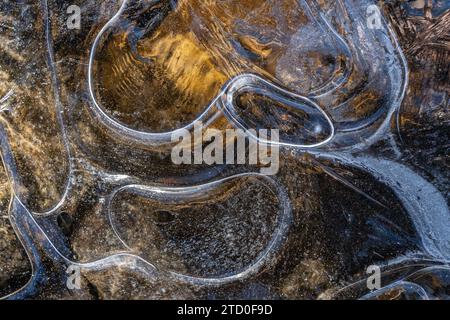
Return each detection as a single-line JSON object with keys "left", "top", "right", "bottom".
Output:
{"left": 0, "top": 0, "right": 449, "bottom": 299}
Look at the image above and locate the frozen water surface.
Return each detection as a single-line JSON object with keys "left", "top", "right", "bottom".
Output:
{"left": 0, "top": 0, "right": 449, "bottom": 299}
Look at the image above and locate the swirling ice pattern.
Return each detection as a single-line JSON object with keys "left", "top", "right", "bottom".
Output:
{"left": 0, "top": 0, "right": 448, "bottom": 299}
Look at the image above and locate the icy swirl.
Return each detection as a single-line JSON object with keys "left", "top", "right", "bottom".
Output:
{"left": 0, "top": 0, "right": 448, "bottom": 300}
